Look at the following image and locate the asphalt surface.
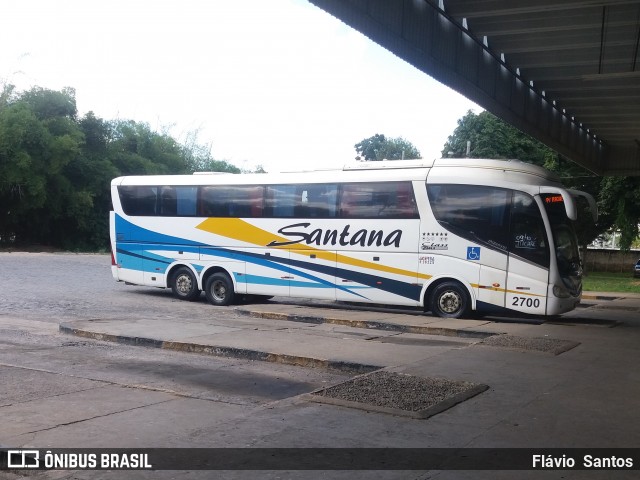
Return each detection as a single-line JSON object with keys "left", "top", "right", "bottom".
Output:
{"left": 1, "top": 252, "right": 640, "bottom": 479}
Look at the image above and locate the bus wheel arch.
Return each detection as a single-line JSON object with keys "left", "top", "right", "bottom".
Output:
{"left": 424, "top": 278, "right": 473, "bottom": 319}
{"left": 168, "top": 265, "right": 201, "bottom": 301}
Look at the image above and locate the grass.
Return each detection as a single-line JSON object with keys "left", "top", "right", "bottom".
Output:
{"left": 583, "top": 271, "right": 640, "bottom": 294}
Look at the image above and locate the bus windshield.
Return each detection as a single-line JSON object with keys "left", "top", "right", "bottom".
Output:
{"left": 541, "top": 194, "right": 582, "bottom": 294}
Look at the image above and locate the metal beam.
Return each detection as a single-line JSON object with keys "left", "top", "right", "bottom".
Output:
{"left": 309, "top": 0, "right": 614, "bottom": 174}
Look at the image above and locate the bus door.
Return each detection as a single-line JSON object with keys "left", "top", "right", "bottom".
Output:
{"left": 466, "top": 187, "right": 510, "bottom": 312}
{"left": 505, "top": 192, "right": 549, "bottom": 315}
{"left": 477, "top": 248, "right": 507, "bottom": 311}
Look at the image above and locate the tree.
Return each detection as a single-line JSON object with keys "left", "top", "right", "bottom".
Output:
{"left": 0, "top": 84, "right": 244, "bottom": 250}
{"left": 107, "top": 120, "right": 188, "bottom": 175}
{"left": 442, "top": 110, "right": 553, "bottom": 166}
{"left": 355, "top": 134, "right": 421, "bottom": 161}
{"left": 597, "top": 176, "right": 640, "bottom": 250}
{"left": 0, "top": 86, "right": 84, "bottom": 246}
{"left": 179, "top": 128, "right": 242, "bottom": 174}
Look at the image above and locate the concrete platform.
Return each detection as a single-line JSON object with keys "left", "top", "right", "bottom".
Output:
{"left": 9, "top": 291, "right": 640, "bottom": 477}
{"left": 59, "top": 291, "right": 640, "bottom": 374}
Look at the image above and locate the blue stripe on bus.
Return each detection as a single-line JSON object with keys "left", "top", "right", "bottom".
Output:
{"left": 235, "top": 273, "right": 334, "bottom": 289}
{"left": 118, "top": 243, "right": 365, "bottom": 298}
{"left": 115, "top": 215, "right": 421, "bottom": 302}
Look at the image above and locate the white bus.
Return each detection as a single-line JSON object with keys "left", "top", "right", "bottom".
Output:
{"left": 109, "top": 158, "right": 596, "bottom": 318}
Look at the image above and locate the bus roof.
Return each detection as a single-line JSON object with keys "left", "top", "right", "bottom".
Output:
{"left": 111, "top": 158, "right": 563, "bottom": 187}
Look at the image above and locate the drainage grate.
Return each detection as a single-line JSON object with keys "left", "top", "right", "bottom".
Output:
{"left": 306, "top": 371, "right": 488, "bottom": 419}
{"left": 479, "top": 334, "right": 580, "bottom": 355}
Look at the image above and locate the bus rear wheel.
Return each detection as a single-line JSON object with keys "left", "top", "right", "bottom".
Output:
{"left": 205, "top": 272, "right": 236, "bottom": 306}
{"left": 430, "top": 281, "right": 470, "bottom": 319}
{"left": 170, "top": 267, "right": 200, "bottom": 301}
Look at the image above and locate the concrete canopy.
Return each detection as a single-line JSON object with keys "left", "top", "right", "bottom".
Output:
{"left": 309, "top": 0, "right": 640, "bottom": 176}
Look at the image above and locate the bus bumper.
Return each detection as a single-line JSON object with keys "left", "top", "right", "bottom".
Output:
{"left": 546, "top": 287, "right": 581, "bottom": 315}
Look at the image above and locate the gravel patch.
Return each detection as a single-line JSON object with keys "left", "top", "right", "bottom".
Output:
{"left": 307, "top": 370, "right": 488, "bottom": 419}
{"left": 479, "top": 334, "right": 580, "bottom": 355}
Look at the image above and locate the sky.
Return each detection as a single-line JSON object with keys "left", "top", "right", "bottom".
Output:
{"left": 1, "top": 0, "right": 480, "bottom": 173}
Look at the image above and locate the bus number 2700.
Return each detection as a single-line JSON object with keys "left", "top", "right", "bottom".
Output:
{"left": 512, "top": 296, "right": 541, "bottom": 308}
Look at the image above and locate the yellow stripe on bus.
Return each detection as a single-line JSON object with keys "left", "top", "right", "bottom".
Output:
{"left": 196, "top": 218, "right": 431, "bottom": 281}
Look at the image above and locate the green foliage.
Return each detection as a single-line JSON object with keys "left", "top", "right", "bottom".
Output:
{"left": 197, "top": 159, "right": 241, "bottom": 174}
{"left": 355, "top": 134, "right": 421, "bottom": 161}
{"left": 442, "top": 110, "right": 553, "bottom": 166}
{"left": 542, "top": 155, "right": 605, "bottom": 249}
{"left": 581, "top": 272, "right": 640, "bottom": 294}
{"left": 0, "top": 84, "right": 242, "bottom": 250}
{"left": 0, "top": 87, "right": 80, "bottom": 245}
{"left": 597, "top": 177, "right": 640, "bottom": 250}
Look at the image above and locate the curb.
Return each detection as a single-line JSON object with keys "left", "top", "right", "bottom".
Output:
{"left": 58, "top": 323, "right": 380, "bottom": 374}
{"left": 581, "top": 294, "right": 621, "bottom": 301}
{"left": 234, "top": 308, "right": 496, "bottom": 339}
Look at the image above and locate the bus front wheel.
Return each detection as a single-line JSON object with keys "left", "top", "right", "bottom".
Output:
{"left": 430, "top": 282, "right": 470, "bottom": 319}
{"left": 205, "top": 273, "right": 236, "bottom": 306}
{"left": 170, "top": 267, "right": 200, "bottom": 301}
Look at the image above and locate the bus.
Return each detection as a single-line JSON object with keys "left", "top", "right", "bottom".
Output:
{"left": 109, "top": 158, "right": 596, "bottom": 319}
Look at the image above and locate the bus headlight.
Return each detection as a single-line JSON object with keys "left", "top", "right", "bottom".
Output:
{"left": 553, "top": 285, "right": 571, "bottom": 298}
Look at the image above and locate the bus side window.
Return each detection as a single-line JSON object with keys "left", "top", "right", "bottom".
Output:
{"left": 119, "top": 186, "right": 158, "bottom": 216}
{"left": 248, "top": 186, "right": 264, "bottom": 217}
{"left": 294, "top": 184, "right": 338, "bottom": 218}
{"left": 160, "top": 187, "right": 177, "bottom": 216}
{"left": 198, "top": 186, "right": 263, "bottom": 217}
{"left": 340, "top": 182, "right": 418, "bottom": 218}
{"left": 395, "top": 182, "right": 417, "bottom": 218}
{"left": 199, "top": 186, "right": 224, "bottom": 217}
{"left": 265, "top": 185, "right": 296, "bottom": 217}
{"left": 427, "top": 184, "right": 510, "bottom": 251}
{"left": 139, "top": 187, "right": 158, "bottom": 216}
{"left": 175, "top": 187, "right": 197, "bottom": 216}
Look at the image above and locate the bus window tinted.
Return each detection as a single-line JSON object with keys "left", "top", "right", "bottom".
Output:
{"left": 297, "top": 184, "right": 338, "bottom": 217}
{"left": 159, "top": 187, "right": 198, "bottom": 216}
{"left": 427, "top": 184, "right": 510, "bottom": 251}
{"left": 199, "top": 186, "right": 263, "bottom": 217}
{"left": 119, "top": 182, "right": 417, "bottom": 219}
{"left": 340, "top": 182, "right": 418, "bottom": 219}
{"left": 265, "top": 185, "right": 297, "bottom": 217}
{"left": 119, "top": 186, "right": 158, "bottom": 216}
{"left": 119, "top": 186, "right": 198, "bottom": 217}
{"left": 265, "top": 184, "right": 338, "bottom": 218}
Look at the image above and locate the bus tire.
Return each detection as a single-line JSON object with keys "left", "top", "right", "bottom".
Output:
{"left": 170, "top": 267, "right": 200, "bottom": 301}
{"left": 430, "top": 281, "right": 470, "bottom": 319}
{"left": 205, "top": 272, "right": 235, "bottom": 306}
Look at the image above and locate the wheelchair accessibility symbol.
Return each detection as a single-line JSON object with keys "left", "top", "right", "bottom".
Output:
{"left": 467, "top": 247, "right": 481, "bottom": 261}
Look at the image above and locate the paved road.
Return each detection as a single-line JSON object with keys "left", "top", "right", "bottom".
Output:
{"left": 0, "top": 253, "right": 352, "bottom": 479}
{"left": 2, "top": 252, "right": 640, "bottom": 480}
{"left": 0, "top": 252, "right": 251, "bottom": 324}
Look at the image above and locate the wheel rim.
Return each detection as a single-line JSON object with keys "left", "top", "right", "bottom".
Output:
{"left": 211, "top": 280, "right": 227, "bottom": 302}
{"left": 176, "top": 274, "right": 193, "bottom": 295}
{"left": 438, "top": 290, "right": 461, "bottom": 314}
